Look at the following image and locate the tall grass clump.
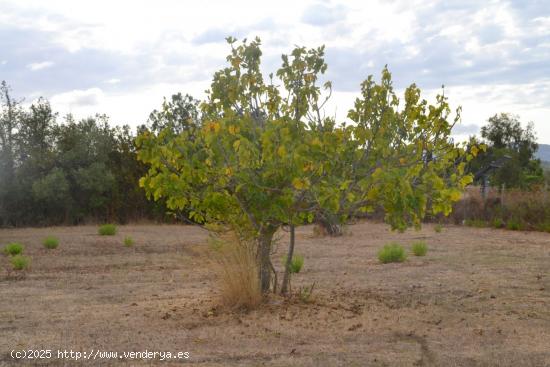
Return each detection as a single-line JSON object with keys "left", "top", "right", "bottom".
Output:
{"left": 506, "top": 218, "right": 522, "bottom": 231}
{"left": 282, "top": 254, "right": 304, "bottom": 274}
{"left": 212, "top": 239, "right": 261, "bottom": 310}
{"left": 411, "top": 241, "right": 428, "bottom": 256}
{"left": 11, "top": 255, "right": 30, "bottom": 270}
{"left": 492, "top": 218, "right": 504, "bottom": 229}
{"left": 43, "top": 236, "right": 59, "bottom": 249}
{"left": 124, "top": 236, "right": 134, "bottom": 247}
{"left": 464, "top": 219, "right": 486, "bottom": 228}
{"left": 535, "top": 222, "right": 550, "bottom": 233}
{"left": 378, "top": 243, "right": 406, "bottom": 264}
{"left": 98, "top": 224, "right": 117, "bottom": 236}
{"left": 3, "top": 242, "right": 24, "bottom": 256}
{"left": 448, "top": 186, "right": 550, "bottom": 232}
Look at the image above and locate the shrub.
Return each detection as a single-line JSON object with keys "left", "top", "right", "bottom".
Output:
{"left": 506, "top": 218, "right": 522, "bottom": 231}
{"left": 378, "top": 243, "right": 406, "bottom": 263}
{"left": 411, "top": 241, "right": 428, "bottom": 256}
{"left": 448, "top": 186, "right": 550, "bottom": 233}
{"left": 434, "top": 224, "right": 443, "bottom": 233}
{"left": 124, "top": 236, "right": 134, "bottom": 247}
{"left": 298, "top": 283, "right": 316, "bottom": 303}
{"left": 212, "top": 240, "right": 261, "bottom": 310}
{"left": 11, "top": 255, "right": 30, "bottom": 270}
{"left": 3, "top": 242, "right": 23, "bottom": 256}
{"left": 492, "top": 218, "right": 504, "bottom": 229}
{"left": 464, "top": 219, "right": 486, "bottom": 228}
{"left": 98, "top": 224, "right": 117, "bottom": 236}
{"left": 43, "top": 236, "right": 59, "bottom": 249}
{"left": 535, "top": 222, "right": 550, "bottom": 233}
{"left": 282, "top": 254, "right": 304, "bottom": 274}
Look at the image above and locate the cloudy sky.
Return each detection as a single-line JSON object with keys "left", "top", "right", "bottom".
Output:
{"left": 1, "top": 0, "right": 549, "bottom": 143}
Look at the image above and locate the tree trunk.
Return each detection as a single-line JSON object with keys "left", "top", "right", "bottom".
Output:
{"left": 258, "top": 227, "right": 276, "bottom": 293}
{"left": 281, "top": 224, "right": 295, "bottom": 295}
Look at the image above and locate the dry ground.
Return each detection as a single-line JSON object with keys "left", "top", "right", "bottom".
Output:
{"left": 0, "top": 222, "right": 549, "bottom": 366}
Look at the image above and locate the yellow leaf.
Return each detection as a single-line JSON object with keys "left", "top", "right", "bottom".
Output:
{"left": 460, "top": 175, "right": 473, "bottom": 187}
{"left": 450, "top": 190, "right": 461, "bottom": 201}
{"left": 277, "top": 146, "right": 287, "bottom": 158}
{"left": 292, "top": 178, "right": 310, "bottom": 190}
{"left": 457, "top": 162, "right": 465, "bottom": 175}
{"left": 367, "top": 188, "right": 378, "bottom": 200}
{"left": 304, "top": 73, "right": 315, "bottom": 83}
{"left": 233, "top": 140, "right": 241, "bottom": 151}
{"left": 471, "top": 145, "right": 479, "bottom": 157}
{"left": 292, "top": 178, "right": 304, "bottom": 190}
{"left": 207, "top": 122, "right": 220, "bottom": 133}
{"left": 311, "top": 138, "right": 322, "bottom": 146}
{"left": 372, "top": 167, "right": 383, "bottom": 178}
{"left": 231, "top": 57, "right": 241, "bottom": 68}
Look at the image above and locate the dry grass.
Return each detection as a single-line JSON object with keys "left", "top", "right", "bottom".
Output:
{"left": 1, "top": 222, "right": 550, "bottom": 366}
{"left": 211, "top": 237, "right": 261, "bottom": 310}
{"left": 447, "top": 185, "right": 550, "bottom": 231}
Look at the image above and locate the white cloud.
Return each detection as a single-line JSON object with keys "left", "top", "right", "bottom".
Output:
{"left": 105, "top": 78, "right": 120, "bottom": 85}
{"left": 533, "top": 16, "right": 550, "bottom": 35}
{"left": 51, "top": 87, "right": 104, "bottom": 110}
{"left": 48, "top": 82, "right": 210, "bottom": 125}
{"left": 426, "top": 81, "right": 550, "bottom": 142}
{"left": 27, "top": 61, "right": 54, "bottom": 71}
{"left": 1, "top": 0, "right": 549, "bottom": 143}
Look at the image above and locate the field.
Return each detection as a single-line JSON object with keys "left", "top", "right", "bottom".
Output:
{"left": 1, "top": 222, "right": 550, "bottom": 366}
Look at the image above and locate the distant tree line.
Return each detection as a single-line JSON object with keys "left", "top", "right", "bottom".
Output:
{"left": 0, "top": 81, "right": 171, "bottom": 227}
{"left": 467, "top": 113, "right": 545, "bottom": 189}
{"left": 1, "top": 75, "right": 545, "bottom": 228}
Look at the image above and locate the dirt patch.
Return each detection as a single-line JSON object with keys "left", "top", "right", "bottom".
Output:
{"left": 1, "top": 222, "right": 549, "bottom": 366}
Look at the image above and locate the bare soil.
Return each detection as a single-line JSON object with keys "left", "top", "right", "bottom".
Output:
{"left": 1, "top": 222, "right": 549, "bottom": 366}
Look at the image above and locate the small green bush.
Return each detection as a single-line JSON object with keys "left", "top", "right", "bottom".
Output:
{"left": 291, "top": 255, "right": 304, "bottom": 273}
{"left": 298, "top": 283, "right": 315, "bottom": 303}
{"left": 434, "top": 224, "right": 443, "bottom": 233}
{"left": 98, "top": 224, "right": 117, "bottom": 236}
{"left": 465, "top": 219, "right": 486, "bottom": 228}
{"left": 11, "top": 255, "right": 30, "bottom": 270}
{"left": 282, "top": 254, "right": 304, "bottom": 274}
{"left": 124, "top": 236, "right": 134, "bottom": 247}
{"left": 492, "top": 218, "right": 504, "bottom": 229}
{"left": 43, "top": 236, "right": 59, "bottom": 249}
{"left": 378, "top": 243, "right": 406, "bottom": 264}
{"left": 535, "top": 222, "right": 550, "bottom": 233}
{"left": 411, "top": 241, "right": 428, "bottom": 256}
{"left": 506, "top": 218, "right": 521, "bottom": 231}
{"left": 3, "top": 242, "right": 23, "bottom": 256}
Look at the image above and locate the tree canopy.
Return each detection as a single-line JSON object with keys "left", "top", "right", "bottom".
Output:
{"left": 136, "top": 37, "right": 475, "bottom": 294}
{"left": 468, "top": 113, "right": 544, "bottom": 189}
